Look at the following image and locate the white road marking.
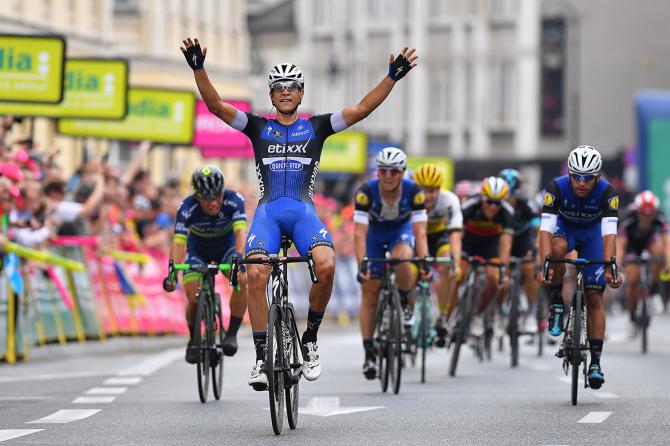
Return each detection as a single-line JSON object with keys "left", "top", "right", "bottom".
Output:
{"left": 0, "top": 429, "right": 44, "bottom": 442}
{"left": 593, "top": 392, "right": 620, "bottom": 399}
{"left": 558, "top": 376, "right": 584, "bottom": 386}
{"left": 116, "top": 349, "right": 182, "bottom": 376}
{"left": 103, "top": 377, "right": 142, "bottom": 386}
{"left": 608, "top": 333, "right": 627, "bottom": 344}
{"left": 0, "top": 371, "right": 109, "bottom": 383}
{"left": 298, "top": 397, "right": 383, "bottom": 417}
{"left": 85, "top": 387, "right": 127, "bottom": 395}
{"left": 526, "top": 363, "right": 552, "bottom": 371}
{"left": 73, "top": 396, "right": 116, "bottom": 404}
{"left": 578, "top": 411, "right": 613, "bottom": 424}
{"left": 27, "top": 409, "right": 101, "bottom": 424}
{"left": 0, "top": 397, "right": 51, "bottom": 401}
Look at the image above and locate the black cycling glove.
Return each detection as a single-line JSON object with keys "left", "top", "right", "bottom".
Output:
{"left": 182, "top": 43, "right": 206, "bottom": 70}
{"left": 387, "top": 54, "right": 413, "bottom": 81}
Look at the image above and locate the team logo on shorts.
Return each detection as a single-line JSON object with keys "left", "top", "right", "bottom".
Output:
{"left": 355, "top": 191, "right": 369, "bottom": 206}
{"left": 608, "top": 196, "right": 620, "bottom": 210}
{"left": 544, "top": 192, "right": 555, "bottom": 207}
{"left": 413, "top": 191, "right": 426, "bottom": 205}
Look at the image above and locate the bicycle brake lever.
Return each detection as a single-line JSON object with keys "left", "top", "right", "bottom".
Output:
{"left": 307, "top": 252, "right": 319, "bottom": 284}
{"left": 542, "top": 255, "right": 551, "bottom": 282}
{"left": 230, "top": 255, "right": 239, "bottom": 288}
{"left": 611, "top": 256, "right": 619, "bottom": 286}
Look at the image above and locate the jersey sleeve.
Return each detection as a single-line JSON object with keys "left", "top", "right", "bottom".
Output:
{"left": 353, "top": 183, "right": 372, "bottom": 225}
{"left": 600, "top": 185, "right": 620, "bottom": 219}
{"left": 173, "top": 200, "right": 191, "bottom": 245}
{"left": 617, "top": 213, "right": 634, "bottom": 237}
{"left": 240, "top": 112, "right": 266, "bottom": 138}
{"left": 445, "top": 191, "right": 463, "bottom": 231}
{"left": 410, "top": 183, "right": 428, "bottom": 223}
{"left": 501, "top": 202, "right": 515, "bottom": 235}
{"left": 311, "top": 114, "right": 337, "bottom": 139}
{"left": 657, "top": 213, "right": 669, "bottom": 235}
{"left": 228, "top": 191, "right": 248, "bottom": 232}
{"left": 541, "top": 181, "right": 561, "bottom": 215}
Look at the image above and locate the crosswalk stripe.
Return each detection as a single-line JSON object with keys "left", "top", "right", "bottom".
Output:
{"left": 27, "top": 409, "right": 101, "bottom": 424}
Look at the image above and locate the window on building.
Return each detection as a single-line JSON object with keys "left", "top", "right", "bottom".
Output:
{"left": 429, "top": 0, "right": 460, "bottom": 19}
{"left": 314, "top": 0, "right": 329, "bottom": 27}
{"left": 368, "top": 0, "right": 392, "bottom": 22}
{"left": 464, "top": 62, "right": 473, "bottom": 124}
{"left": 429, "top": 67, "right": 452, "bottom": 124}
{"left": 489, "top": 0, "right": 518, "bottom": 18}
{"left": 489, "top": 60, "right": 516, "bottom": 126}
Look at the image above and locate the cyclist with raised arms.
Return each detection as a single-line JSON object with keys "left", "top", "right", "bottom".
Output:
{"left": 617, "top": 190, "right": 670, "bottom": 337}
{"left": 413, "top": 164, "right": 463, "bottom": 347}
{"left": 454, "top": 177, "right": 514, "bottom": 335}
{"left": 180, "top": 37, "right": 418, "bottom": 390}
{"left": 163, "top": 166, "right": 248, "bottom": 363}
{"left": 538, "top": 145, "right": 622, "bottom": 389}
{"left": 354, "top": 147, "right": 430, "bottom": 379}
{"left": 498, "top": 168, "right": 541, "bottom": 333}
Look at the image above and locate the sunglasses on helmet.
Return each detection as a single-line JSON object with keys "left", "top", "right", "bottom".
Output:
{"left": 270, "top": 81, "right": 302, "bottom": 93}
{"left": 570, "top": 173, "right": 597, "bottom": 183}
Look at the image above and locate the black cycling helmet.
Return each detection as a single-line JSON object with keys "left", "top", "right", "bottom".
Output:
{"left": 191, "top": 165, "right": 224, "bottom": 199}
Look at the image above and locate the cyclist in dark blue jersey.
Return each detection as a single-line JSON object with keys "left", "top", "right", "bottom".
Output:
{"left": 162, "top": 166, "right": 248, "bottom": 364}
{"left": 538, "top": 145, "right": 622, "bottom": 389}
{"left": 354, "top": 147, "right": 430, "bottom": 379}
{"left": 181, "top": 36, "right": 418, "bottom": 389}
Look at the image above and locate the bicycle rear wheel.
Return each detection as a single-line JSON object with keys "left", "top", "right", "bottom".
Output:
{"left": 389, "top": 289, "right": 403, "bottom": 394}
{"left": 449, "top": 289, "right": 471, "bottom": 377}
{"left": 571, "top": 293, "right": 582, "bottom": 406}
{"left": 419, "top": 298, "right": 428, "bottom": 384}
{"left": 194, "top": 291, "right": 210, "bottom": 403}
{"left": 211, "top": 293, "right": 224, "bottom": 400}
{"left": 640, "top": 289, "right": 650, "bottom": 354}
{"left": 509, "top": 284, "right": 520, "bottom": 368}
{"left": 267, "top": 304, "right": 284, "bottom": 435}
{"left": 285, "top": 304, "right": 301, "bottom": 430}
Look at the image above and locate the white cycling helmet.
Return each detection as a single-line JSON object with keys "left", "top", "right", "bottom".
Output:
{"left": 567, "top": 145, "right": 602, "bottom": 175}
{"left": 268, "top": 63, "right": 304, "bottom": 87}
{"left": 375, "top": 147, "right": 407, "bottom": 170}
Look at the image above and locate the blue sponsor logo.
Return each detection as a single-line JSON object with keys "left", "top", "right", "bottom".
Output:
{"left": 270, "top": 160, "right": 303, "bottom": 172}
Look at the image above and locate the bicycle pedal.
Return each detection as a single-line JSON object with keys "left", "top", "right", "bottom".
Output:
{"left": 555, "top": 349, "right": 565, "bottom": 358}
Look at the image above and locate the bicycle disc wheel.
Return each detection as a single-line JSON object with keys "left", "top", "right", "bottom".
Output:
{"left": 267, "top": 304, "right": 284, "bottom": 435}
{"left": 509, "top": 285, "right": 520, "bottom": 368}
{"left": 420, "top": 299, "right": 428, "bottom": 384}
{"left": 211, "top": 293, "right": 224, "bottom": 400}
{"left": 389, "top": 289, "right": 403, "bottom": 394}
{"left": 571, "top": 294, "right": 582, "bottom": 406}
{"left": 285, "top": 305, "right": 301, "bottom": 430}
{"left": 449, "top": 290, "right": 471, "bottom": 377}
{"left": 195, "top": 291, "right": 210, "bottom": 403}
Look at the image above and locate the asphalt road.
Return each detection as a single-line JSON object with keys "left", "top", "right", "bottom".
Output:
{"left": 1, "top": 311, "right": 670, "bottom": 445}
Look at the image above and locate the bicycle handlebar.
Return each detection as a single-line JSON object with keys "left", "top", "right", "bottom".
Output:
{"left": 173, "top": 263, "right": 232, "bottom": 273}
{"left": 542, "top": 255, "right": 619, "bottom": 286}
{"left": 361, "top": 256, "right": 453, "bottom": 274}
{"left": 229, "top": 252, "right": 319, "bottom": 288}
{"left": 622, "top": 254, "right": 667, "bottom": 266}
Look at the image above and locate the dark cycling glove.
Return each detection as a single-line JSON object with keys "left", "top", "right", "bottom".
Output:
{"left": 181, "top": 43, "right": 206, "bottom": 70}
{"left": 387, "top": 54, "right": 413, "bottom": 81}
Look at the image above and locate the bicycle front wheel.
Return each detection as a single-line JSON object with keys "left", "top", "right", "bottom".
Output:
{"left": 285, "top": 304, "right": 301, "bottom": 430}
{"left": 571, "top": 293, "right": 582, "bottom": 406}
{"left": 194, "top": 291, "right": 210, "bottom": 403}
{"left": 389, "top": 289, "right": 403, "bottom": 394}
{"left": 449, "top": 290, "right": 471, "bottom": 377}
{"left": 267, "top": 304, "right": 285, "bottom": 435}
{"left": 509, "top": 285, "right": 520, "bottom": 368}
{"left": 211, "top": 293, "right": 224, "bottom": 400}
{"left": 420, "top": 299, "right": 429, "bottom": 384}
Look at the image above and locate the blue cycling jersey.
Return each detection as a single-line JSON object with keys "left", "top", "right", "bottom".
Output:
{"left": 353, "top": 178, "right": 427, "bottom": 229}
{"left": 541, "top": 175, "right": 619, "bottom": 226}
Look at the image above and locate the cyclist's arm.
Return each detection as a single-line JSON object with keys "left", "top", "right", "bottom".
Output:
{"left": 410, "top": 184, "right": 429, "bottom": 258}
{"left": 615, "top": 235, "right": 627, "bottom": 260}
{"left": 600, "top": 186, "right": 619, "bottom": 262}
{"left": 354, "top": 223, "right": 368, "bottom": 268}
{"left": 538, "top": 181, "right": 560, "bottom": 264}
{"left": 341, "top": 76, "right": 395, "bottom": 127}
{"left": 499, "top": 233, "right": 513, "bottom": 268}
{"left": 233, "top": 221, "right": 247, "bottom": 254}
{"left": 413, "top": 220, "right": 429, "bottom": 259}
{"left": 169, "top": 238, "right": 187, "bottom": 266}
{"left": 353, "top": 185, "right": 372, "bottom": 268}
{"left": 193, "top": 69, "right": 240, "bottom": 125}
{"left": 448, "top": 230, "right": 462, "bottom": 265}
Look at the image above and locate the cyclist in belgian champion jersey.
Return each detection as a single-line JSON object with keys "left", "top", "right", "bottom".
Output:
{"left": 498, "top": 168, "right": 541, "bottom": 333}
{"left": 163, "top": 166, "right": 248, "bottom": 364}
{"left": 181, "top": 37, "right": 418, "bottom": 389}
{"left": 617, "top": 190, "right": 670, "bottom": 337}
{"left": 538, "top": 145, "right": 622, "bottom": 389}
{"left": 354, "top": 147, "right": 430, "bottom": 379}
{"left": 412, "top": 164, "right": 463, "bottom": 347}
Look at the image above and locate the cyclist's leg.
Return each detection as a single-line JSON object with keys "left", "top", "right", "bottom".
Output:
{"left": 219, "top": 241, "right": 245, "bottom": 355}
{"left": 359, "top": 230, "right": 386, "bottom": 377}
{"left": 446, "top": 257, "right": 469, "bottom": 320}
{"left": 182, "top": 249, "right": 207, "bottom": 333}
{"left": 624, "top": 262, "right": 640, "bottom": 320}
{"left": 546, "top": 220, "right": 572, "bottom": 335}
{"left": 390, "top": 227, "right": 417, "bottom": 323}
{"left": 649, "top": 236, "right": 665, "bottom": 283}
{"left": 245, "top": 203, "right": 281, "bottom": 366}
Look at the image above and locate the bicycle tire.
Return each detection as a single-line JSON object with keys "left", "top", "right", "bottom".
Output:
{"left": 377, "top": 290, "right": 390, "bottom": 393}
{"left": 211, "top": 293, "right": 224, "bottom": 400}
{"left": 285, "top": 304, "right": 301, "bottom": 430}
{"left": 536, "top": 289, "right": 545, "bottom": 357}
{"left": 419, "top": 295, "right": 428, "bottom": 383}
{"left": 194, "top": 290, "right": 210, "bottom": 403}
{"left": 449, "top": 288, "right": 472, "bottom": 377}
{"left": 509, "top": 281, "right": 520, "bottom": 368}
{"left": 267, "top": 303, "right": 284, "bottom": 435}
{"left": 389, "top": 288, "right": 403, "bottom": 394}
{"left": 571, "top": 292, "right": 582, "bottom": 406}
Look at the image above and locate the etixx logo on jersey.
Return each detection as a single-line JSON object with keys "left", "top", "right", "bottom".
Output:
{"left": 270, "top": 159, "right": 304, "bottom": 172}
{"left": 413, "top": 191, "right": 426, "bottom": 205}
{"left": 355, "top": 191, "right": 369, "bottom": 206}
{"left": 544, "top": 192, "right": 555, "bottom": 207}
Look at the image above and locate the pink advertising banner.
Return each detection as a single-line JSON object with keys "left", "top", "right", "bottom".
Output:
{"left": 195, "top": 99, "right": 253, "bottom": 158}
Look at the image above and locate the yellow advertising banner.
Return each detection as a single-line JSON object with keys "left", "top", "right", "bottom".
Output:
{"left": 407, "top": 156, "right": 455, "bottom": 190}
{"left": 0, "top": 58, "right": 128, "bottom": 119}
{"left": 0, "top": 34, "right": 66, "bottom": 103}
{"left": 58, "top": 87, "right": 196, "bottom": 144}
{"left": 320, "top": 131, "right": 367, "bottom": 173}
